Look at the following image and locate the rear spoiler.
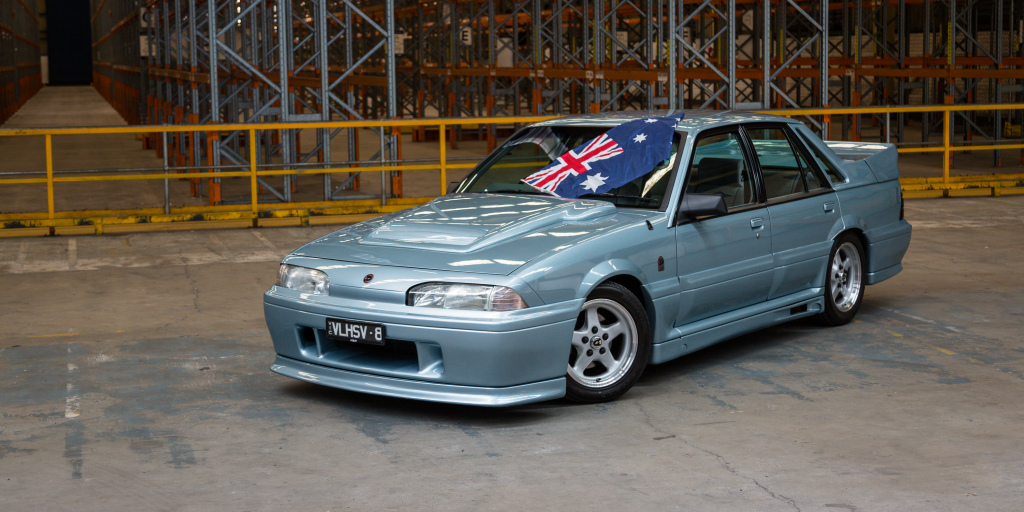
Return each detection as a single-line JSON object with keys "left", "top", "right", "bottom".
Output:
{"left": 825, "top": 141, "right": 900, "bottom": 183}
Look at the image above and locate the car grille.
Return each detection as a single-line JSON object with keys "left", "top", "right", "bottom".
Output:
{"left": 294, "top": 326, "right": 441, "bottom": 377}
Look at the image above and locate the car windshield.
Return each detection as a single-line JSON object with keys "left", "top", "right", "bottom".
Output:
{"left": 457, "top": 125, "right": 683, "bottom": 210}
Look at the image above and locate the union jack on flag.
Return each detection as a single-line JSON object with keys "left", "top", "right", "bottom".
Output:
{"left": 521, "top": 133, "right": 624, "bottom": 194}
{"left": 522, "top": 112, "right": 684, "bottom": 198}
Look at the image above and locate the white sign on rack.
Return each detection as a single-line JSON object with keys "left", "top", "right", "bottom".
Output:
{"left": 394, "top": 32, "right": 405, "bottom": 55}
{"left": 616, "top": 31, "right": 628, "bottom": 52}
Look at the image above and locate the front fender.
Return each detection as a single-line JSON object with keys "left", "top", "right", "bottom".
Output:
{"left": 514, "top": 213, "right": 674, "bottom": 306}
{"left": 576, "top": 259, "right": 648, "bottom": 299}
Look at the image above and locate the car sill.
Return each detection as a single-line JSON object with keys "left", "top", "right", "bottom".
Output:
{"left": 651, "top": 289, "right": 825, "bottom": 364}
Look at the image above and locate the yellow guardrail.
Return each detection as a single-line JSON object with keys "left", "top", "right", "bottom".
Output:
{"left": 766, "top": 104, "right": 1024, "bottom": 198}
{"left": 0, "top": 116, "right": 555, "bottom": 236}
{"left": 1, "top": 105, "right": 1023, "bottom": 237}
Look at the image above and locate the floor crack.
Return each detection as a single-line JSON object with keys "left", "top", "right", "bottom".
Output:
{"left": 184, "top": 265, "right": 200, "bottom": 312}
{"left": 691, "top": 441, "right": 802, "bottom": 511}
{"left": 635, "top": 399, "right": 802, "bottom": 512}
{"left": 636, "top": 400, "right": 671, "bottom": 438}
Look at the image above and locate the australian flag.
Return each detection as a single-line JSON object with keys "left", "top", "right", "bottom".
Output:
{"left": 522, "top": 112, "right": 684, "bottom": 198}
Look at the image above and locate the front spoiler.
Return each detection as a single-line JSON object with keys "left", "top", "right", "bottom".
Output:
{"left": 271, "top": 355, "right": 566, "bottom": 407}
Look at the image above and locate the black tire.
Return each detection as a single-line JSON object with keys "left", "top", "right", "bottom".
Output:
{"left": 565, "top": 282, "right": 651, "bottom": 403}
{"left": 816, "top": 232, "right": 866, "bottom": 326}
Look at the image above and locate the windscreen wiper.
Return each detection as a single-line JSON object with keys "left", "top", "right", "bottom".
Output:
{"left": 484, "top": 188, "right": 558, "bottom": 197}
{"left": 578, "top": 192, "right": 660, "bottom": 205}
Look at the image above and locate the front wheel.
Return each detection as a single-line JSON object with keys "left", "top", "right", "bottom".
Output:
{"left": 565, "top": 282, "right": 651, "bottom": 403}
{"left": 816, "top": 233, "right": 865, "bottom": 326}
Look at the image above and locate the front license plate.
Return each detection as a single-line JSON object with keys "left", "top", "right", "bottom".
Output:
{"left": 325, "top": 318, "right": 385, "bottom": 346}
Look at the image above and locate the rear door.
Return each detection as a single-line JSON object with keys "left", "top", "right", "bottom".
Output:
{"left": 673, "top": 128, "right": 774, "bottom": 326}
{"left": 744, "top": 124, "right": 840, "bottom": 300}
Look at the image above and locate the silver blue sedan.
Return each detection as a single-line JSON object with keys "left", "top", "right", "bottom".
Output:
{"left": 264, "top": 111, "right": 912, "bottom": 406}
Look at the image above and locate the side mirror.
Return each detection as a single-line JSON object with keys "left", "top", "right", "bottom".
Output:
{"left": 678, "top": 193, "right": 727, "bottom": 221}
{"left": 447, "top": 181, "right": 461, "bottom": 194}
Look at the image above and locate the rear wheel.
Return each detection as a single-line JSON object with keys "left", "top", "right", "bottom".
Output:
{"left": 565, "top": 282, "right": 651, "bottom": 403}
{"left": 817, "top": 233, "right": 865, "bottom": 326}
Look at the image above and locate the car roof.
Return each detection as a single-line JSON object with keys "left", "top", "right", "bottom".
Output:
{"left": 531, "top": 110, "right": 798, "bottom": 132}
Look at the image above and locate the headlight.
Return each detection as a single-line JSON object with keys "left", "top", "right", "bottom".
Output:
{"left": 277, "top": 264, "right": 329, "bottom": 295}
{"left": 407, "top": 283, "right": 527, "bottom": 311}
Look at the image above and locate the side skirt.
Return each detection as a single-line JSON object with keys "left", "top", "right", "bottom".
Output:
{"left": 650, "top": 289, "right": 825, "bottom": 364}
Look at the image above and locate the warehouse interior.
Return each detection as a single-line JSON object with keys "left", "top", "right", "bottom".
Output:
{"left": 2, "top": 1, "right": 1024, "bottom": 510}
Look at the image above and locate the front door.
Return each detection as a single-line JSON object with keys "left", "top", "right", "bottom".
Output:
{"left": 674, "top": 130, "right": 774, "bottom": 326}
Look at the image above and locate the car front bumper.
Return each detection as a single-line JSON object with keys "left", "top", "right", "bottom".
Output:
{"left": 264, "top": 287, "right": 581, "bottom": 406}
{"left": 270, "top": 355, "right": 566, "bottom": 406}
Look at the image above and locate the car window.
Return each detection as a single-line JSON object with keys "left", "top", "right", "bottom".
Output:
{"left": 794, "top": 129, "right": 847, "bottom": 184}
{"left": 685, "top": 132, "right": 757, "bottom": 209}
{"left": 459, "top": 126, "right": 605, "bottom": 195}
{"left": 747, "top": 127, "right": 825, "bottom": 200}
{"left": 458, "top": 125, "right": 682, "bottom": 210}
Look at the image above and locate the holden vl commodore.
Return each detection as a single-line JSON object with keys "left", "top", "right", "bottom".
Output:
{"left": 264, "top": 110, "right": 911, "bottom": 406}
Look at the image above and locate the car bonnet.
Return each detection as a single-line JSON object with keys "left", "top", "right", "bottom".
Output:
{"left": 291, "top": 194, "right": 627, "bottom": 275}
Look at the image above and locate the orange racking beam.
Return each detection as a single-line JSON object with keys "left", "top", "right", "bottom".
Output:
{"left": 15, "top": 0, "right": 39, "bottom": 25}
{"left": 90, "top": 0, "right": 109, "bottom": 25}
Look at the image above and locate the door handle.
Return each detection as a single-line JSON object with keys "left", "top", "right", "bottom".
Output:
{"left": 823, "top": 201, "right": 835, "bottom": 212}
{"left": 750, "top": 217, "right": 764, "bottom": 229}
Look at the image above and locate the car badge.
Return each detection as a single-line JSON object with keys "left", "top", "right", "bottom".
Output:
{"left": 363, "top": 274, "right": 374, "bottom": 283}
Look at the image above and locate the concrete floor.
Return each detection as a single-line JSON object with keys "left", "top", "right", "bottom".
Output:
{"left": 0, "top": 196, "right": 1023, "bottom": 511}
{"left": 2, "top": 87, "right": 1024, "bottom": 510}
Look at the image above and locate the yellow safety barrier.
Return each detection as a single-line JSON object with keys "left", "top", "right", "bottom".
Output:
{"left": 2, "top": 105, "right": 1023, "bottom": 237}
{"left": 0, "top": 116, "right": 554, "bottom": 237}
{"left": 765, "top": 104, "right": 1024, "bottom": 198}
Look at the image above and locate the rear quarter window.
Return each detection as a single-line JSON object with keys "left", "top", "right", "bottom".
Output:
{"left": 794, "top": 129, "right": 847, "bottom": 185}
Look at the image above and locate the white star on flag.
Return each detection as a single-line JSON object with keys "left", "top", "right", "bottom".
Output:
{"left": 633, "top": 133, "right": 647, "bottom": 143}
{"left": 644, "top": 118, "right": 658, "bottom": 123}
{"left": 580, "top": 173, "right": 608, "bottom": 192}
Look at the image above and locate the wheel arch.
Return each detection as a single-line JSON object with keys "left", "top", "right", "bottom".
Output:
{"left": 576, "top": 260, "right": 656, "bottom": 335}
{"left": 832, "top": 227, "right": 869, "bottom": 274}
{"left": 604, "top": 274, "right": 655, "bottom": 325}
{"left": 833, "top": 211, "right": 870, "bottom": 273}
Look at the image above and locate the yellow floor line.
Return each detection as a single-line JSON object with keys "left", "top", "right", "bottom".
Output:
{"left": 926, "top": 343, "right": 957, "bottom": 356}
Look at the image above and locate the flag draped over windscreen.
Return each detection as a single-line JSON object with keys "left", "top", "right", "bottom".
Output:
{"left": 522, "top": 112, "right": 684, "bottom": 198}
